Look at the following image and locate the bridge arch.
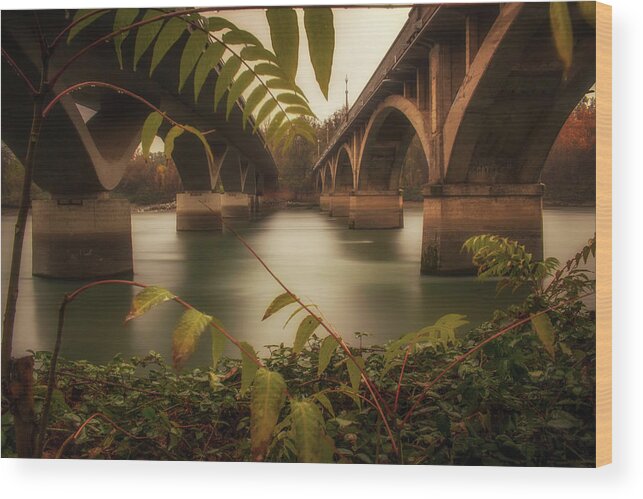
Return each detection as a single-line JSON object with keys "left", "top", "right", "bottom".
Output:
{"left": 332, "top": 143, "right": 355, "bottom": 193}
{"left": 357, "top": 95, "right": 432, "bottom": 191}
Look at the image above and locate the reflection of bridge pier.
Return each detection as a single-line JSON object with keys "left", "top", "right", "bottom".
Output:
{"left": 328, "top": 192, "right": 350, "bottom": 218}
{"left": 314, "top": 3, "right": 595, "bottom": 275}
{"left": 176, "top": 191, "right": 222, "bottom": 231}
{"left": 349, "top": 190, "right": 403, "bottom": 229}
{"left": 421, "top": 184, "right": 544, "bottom": 275}
{"left": 32, "top": 194, "right": 133, "bottom": 279}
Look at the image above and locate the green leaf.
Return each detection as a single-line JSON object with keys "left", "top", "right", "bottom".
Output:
{"left": 313, "top": 392, "right": 335, "bottom": 417}
{"left": 140, "top": 111, "right": 163, "bottom": 159}
{"left": 317, "top": 335, "right": 339, "bottom": 376}
{"left": 182, "top": 125, "right": 216, "bottom": 174}
{"left": 226, "top": 70, "right": 255, "bottom": 119}
{"left": 125, "top": 285, "right": 174, "bottom": 322}
{"left": 240, "top": 46, "right": 277, "bottom": 63}
{"left": 150, "top": 17, "right": 186, "bottom": 76}
{"left": 293, "top": 315, "right": 321, "bottom": 354}
{"left": 303, "top": 8, "right": 334, "bottom": 99}
{"left": 133, "top": 9, "right": 164, "bottom": 71}
{"left": 549, "top": 2, "right": 573, "bottom": 77}
{"left": 262, "top": 292, "right": 297, "bottom": 320}
{"left": 163, "top": 126, "right": 185, "bottom": 161}
{"left": 254, "top": 100, "right": 280, "bottom": 130}
{"left": 254, "top": 62, "right": 288, "bottom": 80}
{"left": 250, "top": 369, "right": 287, "bottom": 461}
{"left": 193, "top": 42, "right": 225, "bottom": 102}
{"left": 239, "top": 341, "right": 259, "bottom": 396}
{"left": 531, "top": 312, "right": 556, "bottom": 360}
{"left": 113, "top": 9, "right": 139, "bottom": 70}
{"left": 172, "top": 309, "right": 212, "bottom": 369}
{"left": 208, "top": 16, "right": 235, "bottom": 32}
{"left": 346, "top": 357, "right": 364, "bottom": 393}
{"left": 242, "top": 85, "right": 269, "bottom": 129}
{"left": 283, "top": 304, "right": 306, "bottom": 329}
{"left": 68, "top": 9, "right": 109, "bottom": 44}
{"left": 266, "top": 8, "right": 299, "bottom": 83}
{"left": 179, "top": 29, "right": 208, "bottom": 92}
{"left": 578, "top": 2, "right": 596, "bottom": 27}
{"left": 214, "top": 56, "right": 242, "bottom": 111}
{"left": 210, "top": 323, "right": 226, "bottom": 370}
{"left": 277, "top": 92, "right": 309, "bottom": 108}
{"left": 290, "top": 400, "right": 329, "bottom": 463}
{"left": 222, "top": 29, "right": 262, "bottom": 47}
{"left": 285, "top": 105, "right": 315, "bottom": 117}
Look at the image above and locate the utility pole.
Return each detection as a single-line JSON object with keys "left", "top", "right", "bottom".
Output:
{"left": 344, "top": 75, "right": 349, "bottom": 116}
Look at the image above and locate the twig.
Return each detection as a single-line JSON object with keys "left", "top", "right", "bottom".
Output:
{"left": 1, "top": 48, "right": 38, "bottom": 95}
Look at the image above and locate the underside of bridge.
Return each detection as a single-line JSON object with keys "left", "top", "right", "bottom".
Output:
{"left": 2, "top": 10, "right": 279, "bottom": 278}
{"left": 315, "top": 2, "right": 596, "bottom": 274}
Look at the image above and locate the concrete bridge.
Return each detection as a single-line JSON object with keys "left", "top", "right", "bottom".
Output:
{"left": 2, "top": 10, "right": 278, "bottom": 278}
{"left": 314, "top": 2, "right": 596, "bottom": 274}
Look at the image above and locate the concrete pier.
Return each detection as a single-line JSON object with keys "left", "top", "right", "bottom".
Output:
{"left": 319, "top": 194, "right": 331, "bottom": 212}
{"left": 348, "top": 191, "right": 403, "bottom": 229}
{"left": 222, "top": 192, "right": 253, "bottom": 219}
{"left": 329, "top": 193, "right": 350, "bottom": 218}
{"left": 176, "top": 191, "right": 222, "bottom": 231}
{"left": 32, "top": 196, "right": 133, "bottom": 279}
{"left": 420, "top": 184, "right": 544, "bottom": 275}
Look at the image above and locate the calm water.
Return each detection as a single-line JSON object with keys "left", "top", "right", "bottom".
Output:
{"left": 1, "top": 205, "right": 595, "bottom": 366}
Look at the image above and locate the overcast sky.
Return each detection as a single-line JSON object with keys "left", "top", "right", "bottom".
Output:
{"left": 219, "top": 6, "right": 411, "bottom": 121}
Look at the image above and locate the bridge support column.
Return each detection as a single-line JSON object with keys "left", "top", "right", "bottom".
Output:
{"left": 222, "top": 192, "right": 253, "bottom": 219}
{"left": 319, "top": 194, "right": 331, "bottom": 212}
{"left": 420, "top": 184, "right": 544, "bottom": 275}
{"left": 32, "top": 195, "right": 133, "bottom": 279}
{"left": 348, "top": 191, "right": 403, "bottom": 229}
{"left": 329, "top": 193, "right": 350, "bottom": 217}
{"left": 176, "top": 191, "right": 222, "bottom": 231}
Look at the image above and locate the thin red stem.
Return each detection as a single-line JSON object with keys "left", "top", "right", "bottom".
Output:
{"left": 393, "top": 346, "right": 411, "bottom": 413}
{"left": 48, "top": 9, "right": 111, "bottom": 51}
{"left": 1, "top": 48, "right": 38, "bottom": 95}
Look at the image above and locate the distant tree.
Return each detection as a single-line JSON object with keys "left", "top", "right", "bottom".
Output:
{"left": 114, "top": 151, "right": 182, "bottom": 205}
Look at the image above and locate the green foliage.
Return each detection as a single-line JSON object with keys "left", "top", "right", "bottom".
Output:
{"left": 262, "top": 292, "right": 297, "bottom": 320}
{"left": 113, "top": 9, "right": 139, "bottom": 69}
{"left": 172, "top": 309, "right": 213, "bottom": 369}
{"left": 67, "top": 10, "right": 108, "bottom": 43}
{"left": 549, "top": 2, "right": 573, "bottom": 76}
{"left": 125, "top": 286, "right": 175, "bottom": 322}
{"left": 178, "top": 29, "right": 208, "bottom": 91}
{"left": 303, "top": 8, "right": 335, "bottom": 99}
{"left": 317, "top": 335, "right": 339, "bottom": 376}
{"left": 250, "top": 369, "right": 287, "bottom": 461}
{"left": 140, "top": 111, "right": 163, "bottom": 159}
{"left": 266, "top": 9, "right": 299, "bottom": 83}
{"left": 239, "top": 342, "right": 259, "bottom": 397}
{"left": 149, "top": 17, "right": 186, "bottom": 76}
{"left": 289, "top": 400, "right": 333, "bottom": 463}
{"left": 293, "top": 315, "right": 321, "bottom": 354}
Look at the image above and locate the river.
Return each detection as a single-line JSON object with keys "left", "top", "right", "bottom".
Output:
{"left": 1, "top": 205, "right": 595, "bottom": 367}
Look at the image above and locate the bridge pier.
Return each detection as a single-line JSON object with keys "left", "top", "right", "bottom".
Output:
{"left": 319, "top": 194, "right": 331, "bottom": 212}
{"left": 32, "top": 195, "right": 133, "bottom": 279}
{"left": 329, "top": 193, "right": 350, "bottom": 217}
{"left": 420, "top": 184, "right": 544, "bottom": 275}
{"left": 176, "top": 191, "right": 222, "bottom": 231}
{"left": 222, "top": 192, "right": 253, "bottom": 219}
{"left": 348, "top": 191, "right": 403, "bottom": 229}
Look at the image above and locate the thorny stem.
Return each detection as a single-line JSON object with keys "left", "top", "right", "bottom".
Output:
{"left": 400, "top": 290, "right": 595, "bottom": 426}
{"left": 1, "top": 48, "right": 38, "bottom": 95}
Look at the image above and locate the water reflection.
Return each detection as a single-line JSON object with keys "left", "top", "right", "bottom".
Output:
{"left": 1, "top": 206, "right": 596, "bottom": 367}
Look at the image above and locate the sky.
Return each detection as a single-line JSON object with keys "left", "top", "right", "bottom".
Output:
{"left": 218, "top": 6, "right": 411, "bottom": 121}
